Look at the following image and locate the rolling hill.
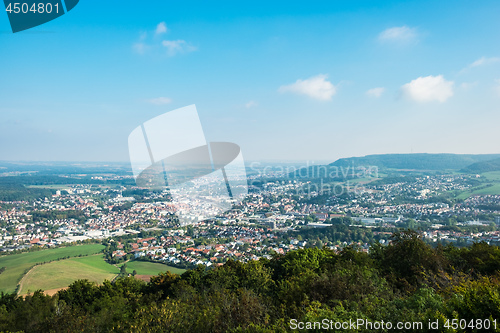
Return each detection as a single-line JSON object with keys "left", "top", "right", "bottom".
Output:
{"left": 289, "top": 153, "right": 500, "bottom": 180}
{"left": 329, "top": 153, "right": 500, "bottom": 171}
{"left": 461, "top": 157, "right": 500, "bottom": 173}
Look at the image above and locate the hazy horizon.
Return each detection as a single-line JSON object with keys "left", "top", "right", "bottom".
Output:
{"left": 2, "top": 152, "right": 500, "bottom": 166}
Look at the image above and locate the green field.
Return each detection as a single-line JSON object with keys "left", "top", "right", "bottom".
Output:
{"left": 481, "top": 171, "right": 500, "bottom": 181}
{"left": 19, "top": 254, "right": 119, "bottom": 295}
{"left": 344, "top": 177, "right": 381, "bottom": 184}
{"left": 125, "top": 260, "right": 186, "bottom": 276}
{"left": 457, "top": 183, "right": 500, "bottom": 199}
{"left": 471, "top": 183, "right": 500, "bottom": 195}
{"left": 0, "top": 244, "right": 104, "bottom": 294}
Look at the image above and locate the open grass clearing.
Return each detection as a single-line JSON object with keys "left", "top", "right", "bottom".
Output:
{"left": 0, "top": 244, "right": 104, "bottom": 294}
{"left": 19, "top": 254, "right": 118, "bottom": 295}
{"left": 125, "top": 260, "right": 186, "bottom": 276}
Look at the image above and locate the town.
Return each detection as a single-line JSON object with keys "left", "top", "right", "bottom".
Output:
{"left": 2, "top": 162, "right": 500, "bottom": 270}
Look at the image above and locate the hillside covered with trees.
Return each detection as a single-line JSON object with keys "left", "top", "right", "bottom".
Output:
{"left": 462, "top": 158, "right": 500, "bottom": 173}
{"left": 289, "top": 153, "right": 500, "bottom": 181}
{"left": 330, "top": 154, "right": 500, "bottom": 171}
{"left": 1, "top": 230, "right": 500, "bottom": 332}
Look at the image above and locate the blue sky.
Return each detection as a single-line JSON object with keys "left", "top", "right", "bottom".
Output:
{"left": 0, "top": 0, "right": 499, "bottom": 162}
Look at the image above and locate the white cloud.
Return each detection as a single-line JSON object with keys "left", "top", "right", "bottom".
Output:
{"left": 366, "top": 87, "right": 385, "bottom": 98}
{"left": 133, "top": 31, "right": 150, "bottom": 54}
{"left": 133, "top": 24, "right": 196, "bottom": 57}
{"left": 470, "top": 56, "right": 500, "bottom": 67}
{"left": 133, "top": 42, "right": 147, "bottom": 54}
{"left": 155, "top": 22, "right": 168, "bottom": 35}
{"left": 460, "top": 57, "right": 500, "bottom": 73}
{"left": 162, "top": 40, "right": 197, "bottom": 56}
{"left": 147, "top": 97, "right": 172, "bottom": 105}
{"left": 245, "top": 101, "right": 258, "bottom": 109}
{"left": 401, "top": 75, "right": 454, "bottom": 103}
{"left": 279, "top": 75, "right": 337, "bottom": 101}
{"left": 378, "top": 26, "right": 418, "bottom": 43}
{"left": 460, "top": 82, "right": 478, "bottom": 90}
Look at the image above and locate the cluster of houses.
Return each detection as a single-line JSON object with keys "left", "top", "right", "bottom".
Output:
{"left": 2, "top": 174, "right": 500, "bottom": 255}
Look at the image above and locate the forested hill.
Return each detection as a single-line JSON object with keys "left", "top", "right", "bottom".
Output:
{"left": 2, "top": 231, "right": 500, "bottom": 332}
{"left": 329, "top": 153, "right": 500, "bottom": 171}
{"left": 461, "top": 157, "right": 500, "bottom": 173}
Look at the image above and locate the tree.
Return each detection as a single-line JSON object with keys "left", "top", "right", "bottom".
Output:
{"left": 382, "top": 229, "right": 444, "bottom": 290}
{"left": 120, "top": 264, "right": 128, "bottom": 276}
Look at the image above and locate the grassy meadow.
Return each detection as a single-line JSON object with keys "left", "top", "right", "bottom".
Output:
{"left": 0, "top": 244, "right": 104, "bottom": 294}
{"left": 124, "top": 260, "right": 186, "bottom": 276}
{"left": 19, "top": 254, "right": 118, "bottom": 295}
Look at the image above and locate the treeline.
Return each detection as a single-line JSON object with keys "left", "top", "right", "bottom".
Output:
{"left": 2, "top": 230, "right": 500, "bottom": 332}
{"left": 0, "top": 175, "right": 91, "bottom": 186}
{"left": 31, "top": 210, "right": 86, "bottom": 223}
{"left": 0, "top": 184, "right": 53, "bottom": 201}
{"left": 298, "top": 225, "right": 376, "bottom": 245}
{"left": 0, "top": 174, "right": 135, "bottom": 189}
{"left": 0, "top": 239, "right": 102, "bottom": 256}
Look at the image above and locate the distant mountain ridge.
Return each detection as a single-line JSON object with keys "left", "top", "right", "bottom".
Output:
{"left": 329, "top": 153, "right": 500, "bottom": 171}
{"left": 289, "top": 153, "right": 500, "bottom": 180}
{"left": 461, "top": 157, "right": 500, "bottom": 173}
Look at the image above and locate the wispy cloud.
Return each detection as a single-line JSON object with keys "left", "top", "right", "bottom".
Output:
{"left": 460, "top": 57, "right": 500, "bottom": 73}
{"left": 133, "top": 23, "right": 196, "bottom": 57}
{"left": 378, "top": 26, "right": 418, "bottom": 44}
{"left": 279, "top": 74, "right": 337, "bottom": 101}
{"left": 245, "top": 101, "right": 258, "bottom": 109}
{"left": 460, "top": 82, "right": 478, "bottom": 90}
{"left": 155, "top": 22, "right": 168, "bottom": 35}
{"left": 162, "top": 40, "right": 197, "bottom": 56}
{"left": 132, "top": 32, "right": 148, "bottom": 54}
{"left": 147, "top": 97, "right": 172, "bottom": 105}
{"left": 470, "top": 56, "right": 500, "bottom": 67}
{"left": 133, "top": 42, "right": 147, "bottom": 55}
{"left": 401, "top": 75, "right": 454, "bottom": 103}
{"left": 366, "top": 87, "right": 385, "bottom": 98}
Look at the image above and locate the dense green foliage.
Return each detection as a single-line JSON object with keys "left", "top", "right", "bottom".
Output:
{"left": 0, "top": 184, "right": 53, "bottom": 201}
{"left": 31, "top": 210, "right": 86, "bottom": 223}
{"left": 2, "top": 231, "right": 500, "bottom": 332}
{"left": 295, "top": 223, "right": 377, "bottom": 244}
